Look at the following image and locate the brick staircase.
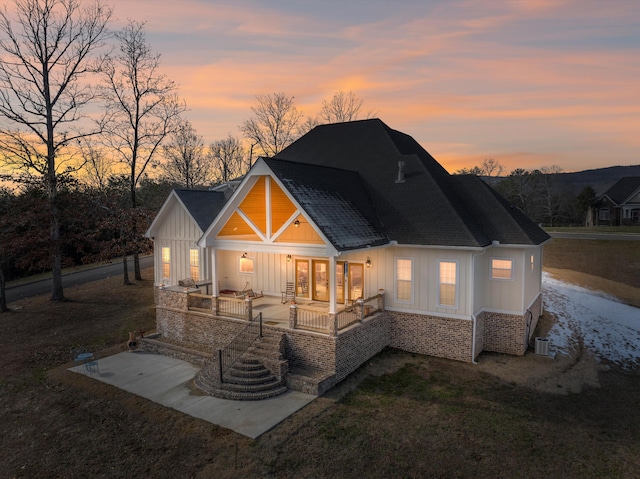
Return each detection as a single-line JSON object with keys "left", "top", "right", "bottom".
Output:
{"left": 194, "top": 333, "right": 289, "bottom": 401}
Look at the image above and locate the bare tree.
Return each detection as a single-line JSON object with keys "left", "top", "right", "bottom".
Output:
{"left": 0, "top": 0, "right": 111, "bottom": 301}
{"left": 81, "top": 139, "right": 112, "bottom": 189}
{"left": 297, "top": 115, "right": 320, "bottom": 137}
{"left": 240, "top": 92, "right": 303, "bottom": 157}
{"left": 99, "top": 20, "right": 185, "bottom": 281}
{"left": 481, "top": 158, "right": 504, "bottom": 177}
{"left": 159, "top": 119, "right": 211, "bottom": 188}
{"left": 319, "top": 90, "right": 375, "bottom": 124}
{"left": 208, "top": 135, "right": 246, "bottom": 183}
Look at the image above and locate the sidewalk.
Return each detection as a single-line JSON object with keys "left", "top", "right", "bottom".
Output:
{"left": 69, "top": 351, "right": 316, "bottom": 439}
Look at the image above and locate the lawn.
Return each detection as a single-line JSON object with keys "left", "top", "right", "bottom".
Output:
{"left": 0, "top": 239, "right": 638, "bottom": 478}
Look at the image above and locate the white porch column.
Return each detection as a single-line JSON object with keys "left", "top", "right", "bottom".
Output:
{"left": 210, "top": 248, "right": 218, "bottom": 296}
{"left": 329, "top": 256, "right": 336, "bottom": 314}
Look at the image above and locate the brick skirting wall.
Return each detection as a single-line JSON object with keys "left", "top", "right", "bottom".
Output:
{"left": 482, "top": 294, "right": 543, "bottom": 356}
{"left": 388, "top": 311, "right": 474, "bottom": 362}
{"left": 335, "top": 313, "right": 391, "bottom": 382}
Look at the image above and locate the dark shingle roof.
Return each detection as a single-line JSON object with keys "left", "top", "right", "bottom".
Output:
{"left": 602, "top": 177, "right": 640, "bottom": 205}
{"left": 276, "top": 119, "right": 548, "bottom": 248}
{"left": 264, "top": 158, "right": 389, "bottom": 251}
{"left": 174, "top": 189, "right": 226, "bottom": 231}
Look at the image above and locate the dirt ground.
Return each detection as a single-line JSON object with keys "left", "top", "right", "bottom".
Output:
{"left": 1, "top": 264, "right": 638, "bottom": 478}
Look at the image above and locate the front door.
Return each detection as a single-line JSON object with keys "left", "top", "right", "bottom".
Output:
{"left": 312, "top": 260, "right": 329, "bottom": 302}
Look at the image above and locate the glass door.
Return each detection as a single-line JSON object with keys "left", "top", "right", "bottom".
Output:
{"left": 337, "top": 261, "right": 345, "bottom": 304}
{"left": 349, "top": 263, "right": 364, "bottom": 301}
{"left": 312, "top": 260, "right": 329, "bottom": 302}
{"left": 295, "top": 260, "right": 309, "bottom": 298}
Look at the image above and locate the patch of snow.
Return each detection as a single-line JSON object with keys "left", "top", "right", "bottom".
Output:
{"left": 542, "top": 272, "right": 640, "bottom": 368}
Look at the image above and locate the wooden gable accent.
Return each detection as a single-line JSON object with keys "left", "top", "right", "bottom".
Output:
{"left": 239, "top": 176, "right": 266, "bottom": 234}
{"left": 270, "top": 180, "right": 297, "bottom": 233}
{"left": 217, "top": 211, "right": 261, "bottom": 240}
{"left": 275, "top": 214, "right": 324, "bottom": 244}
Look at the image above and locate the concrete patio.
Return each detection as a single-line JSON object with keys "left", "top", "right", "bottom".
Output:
{"left": 69, "top": 350, "right": 316, "bottom": 439}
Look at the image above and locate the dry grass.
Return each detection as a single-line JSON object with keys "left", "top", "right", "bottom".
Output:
{"left": 1, "top": 240, "right": 639, "bottom": 478}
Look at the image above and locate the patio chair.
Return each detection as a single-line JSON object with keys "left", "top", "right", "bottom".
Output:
{"left": 84, "top": 352, "right": 100, "bottom": 375}
{"left": 281, "top": 282, "right": 295, "bottom": 303}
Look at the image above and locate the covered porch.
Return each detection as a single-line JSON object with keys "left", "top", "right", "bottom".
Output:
{"left": 159, "top": 286, "right": 385, "bottom": 335}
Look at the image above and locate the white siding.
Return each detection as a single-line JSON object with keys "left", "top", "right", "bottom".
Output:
{"left": 152, "top": 200, "right": 206, "bottom": 286}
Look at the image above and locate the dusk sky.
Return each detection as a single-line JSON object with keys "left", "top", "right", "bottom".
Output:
{"left": 109, "top": 0, "right": 640, "bottom": 174}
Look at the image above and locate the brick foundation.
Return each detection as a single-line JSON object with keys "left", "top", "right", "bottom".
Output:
{"left": 482, "top": 294, "right": 543, "bottom": 355}
{"left": 388, "top": 311, "right": 474, "bottom": 362}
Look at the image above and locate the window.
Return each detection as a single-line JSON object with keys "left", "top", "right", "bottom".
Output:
{"left": 439, "top": 261, "right": 457, "bottom": 307}
{"left": 530, "top": 254, "right": 535, "bottom": 271}
{"left": 161, "top": 247, "right": 170, "bottom": 279}
{"left": 395, "top": 258, "right": 413, "bottom": 302}
{"left": 491, "top": 258, "right": 513, "bottom": 280}
{"left": 189, "top": 249, "right": 200, "bottom": 281}
{"left": 599, "top": 208, "right": 609, "bottom": 220}
{"left": 239, "top": 255, "right": 254, "bottom": 274}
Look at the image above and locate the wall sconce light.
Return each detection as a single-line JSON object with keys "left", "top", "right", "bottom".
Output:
{"left": 294, "top": 220, "right": 300, "bottom": 227}
{"left": 286, "top": 254, "right": 292, "bottom": 262}
{"left": 366, "top": 257, "right": 372, "bottom": 268}
{"left": 241, "top": 252, "right": 247, "bottom": 258}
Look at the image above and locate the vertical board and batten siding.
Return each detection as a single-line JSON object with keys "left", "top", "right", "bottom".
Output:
{"left": 153, "top": 200, "right": 207, "bottom": 286}
{"left": 523, "top": 245, "right": 544, "bottom": 309}
{"left": 215, "top": 249, "right": 288, "bottom": 296}
{"left": 484, "top": 247, "right": 524, "bottom": 313}
{"left": 356, "top": 247, "right": 473, "bottom": 317}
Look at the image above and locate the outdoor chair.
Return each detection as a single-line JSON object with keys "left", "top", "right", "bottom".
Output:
{"left": 84, "top": 352, "right": 100, "bottom": 375}
{"left": 281, "top": 282, "right": 295, "bottom": 303}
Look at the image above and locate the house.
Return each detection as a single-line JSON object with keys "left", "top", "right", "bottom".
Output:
{"left": 593, "top": 177, "right": 640, "bottom": 226}
{"left": 145, "top": 119, "right": 550, "bottom": 398}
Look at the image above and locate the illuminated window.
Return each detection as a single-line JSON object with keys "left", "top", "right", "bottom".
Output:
{"left": 491, "top": 258, "right": 513, "bottom": 280}
{"left": 395, "top": 258, "right": 413, "bottom": 302}
{"left": 239, "top": 256, "right": 254, "bottom": 274}
{"left": 161, "top": 247, "right": 170, "bottom": 279}
{"left": 439, "top": 261, "right": 457, "bottom": 307}
{"left": 530, "top": 254, "right": 535, "bottom": 271}
{"left": 189, "top": 249, "right": 199, "bottom": 281}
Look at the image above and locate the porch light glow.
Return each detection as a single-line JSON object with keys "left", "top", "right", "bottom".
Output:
{"left": 294, "top": 220, "right": 300, "bottom": 227}
{"left": 366, "top": 257, "right": 372, "bottom": 268}
{"left": 286, "top": 254, "right": 292, "bottom": 262}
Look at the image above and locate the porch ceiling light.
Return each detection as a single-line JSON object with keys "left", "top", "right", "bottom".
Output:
{"left": 366, "top": 257, "right": 372, "bottom": 268}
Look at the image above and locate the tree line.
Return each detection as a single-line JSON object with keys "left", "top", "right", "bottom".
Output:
{"left": 0, "top": 0, "right": 375, "bottom": 310}
{"left": 454, "top": 160, "right": 597, "bottom": 227}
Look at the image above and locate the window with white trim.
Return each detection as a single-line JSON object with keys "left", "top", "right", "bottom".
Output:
{"left": 599, "top": 208, "right": 609, "bottom": 220}
{"left": 491, "top": 258, "right": 513, "bottom": 280}
{"left": 438, "top": 260, "right": 457, "bottom": 307}
{"left": 161, "top": 247, "right": 170, "bottom": 279}
{"left": 189, "top": 249, "right": 200, "bottom": 281}
{"left": 395, "top": 258, "right": 413, "bottom": 302}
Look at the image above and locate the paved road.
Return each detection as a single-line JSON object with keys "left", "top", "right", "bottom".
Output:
{"left": 6, "top": 255, "right": 154, "bottom": 303}
{"left": 548, "top": 232, "right": 640, "bottom": 241}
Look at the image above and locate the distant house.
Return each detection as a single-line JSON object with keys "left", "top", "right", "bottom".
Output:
{"left": 593, "top": 177, "right": 640, "bottom": 226}
{"left": 145, "top": 119, "right": 550, "bottom": 398}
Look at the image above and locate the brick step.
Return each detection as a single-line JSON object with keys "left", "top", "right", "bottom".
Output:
{"left": 223, "top": 372, "right": 276, "bottom": 386}
{"left": 197, "top": 384, "right": 288, "bottom": 401}
{"left": 226, "top": 366, "right": 271, "bottom": 379}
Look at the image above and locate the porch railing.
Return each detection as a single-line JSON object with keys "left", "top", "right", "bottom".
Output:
{"left": 336, "top": 305, "right": 359, "bottom": 330}
{"left": 295, "top": 307, "right": 330, "bottom": 333}
{"left": 217, "top": 296, "right": 247, "bottom": 319}
{"left": 217, "top": 312, "right": 263, "bottom": 383}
